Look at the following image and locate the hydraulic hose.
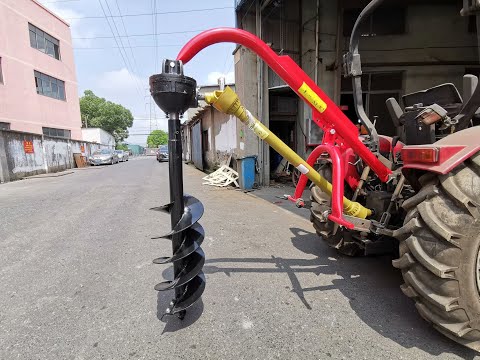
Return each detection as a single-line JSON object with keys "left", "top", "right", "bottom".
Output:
{"left": 203, "top": 87, "right": 373, "bottom": 220}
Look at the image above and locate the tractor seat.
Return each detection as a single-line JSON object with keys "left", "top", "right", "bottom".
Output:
{"left": 402, "top": 83, "right": 462, "bottom": 108}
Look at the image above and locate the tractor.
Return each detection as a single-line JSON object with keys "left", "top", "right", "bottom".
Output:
{"left": 149, "top": 0, "right": 480, "bottom": 351}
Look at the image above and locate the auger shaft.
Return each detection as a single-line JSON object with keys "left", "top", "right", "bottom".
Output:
{"left": 149, "top": 59, "right": 206, "bottom": 319}
{"left": 167, "top": 111, "right": 186, "bottom": 304}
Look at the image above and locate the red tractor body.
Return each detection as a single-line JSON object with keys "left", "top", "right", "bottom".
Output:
{"left": 171, "top": 2, "right": 480, "bottom": 351}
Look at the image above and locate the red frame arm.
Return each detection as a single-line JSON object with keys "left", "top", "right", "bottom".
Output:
{"left": 287, "top": 144, "right": 354, "bottom": 229}
{"left": 177, "top": 27, "right": 392, "bottom": 182}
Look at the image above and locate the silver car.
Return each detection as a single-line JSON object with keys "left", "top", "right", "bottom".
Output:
{"left": 156, "top": 145, "right": 168, "bottom": 162}
{"left": 89, "top": 149, "right": 119, "bottom": 165}
{"left": 114, "top": 150, "right": 129, "bottom": 162}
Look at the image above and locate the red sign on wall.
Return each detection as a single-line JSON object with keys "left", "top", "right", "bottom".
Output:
{"left": 24, "top": 141, "right": 34, "bottom": 154}
{"left": 80, "top": 145, "right": 85, "bottom": 153}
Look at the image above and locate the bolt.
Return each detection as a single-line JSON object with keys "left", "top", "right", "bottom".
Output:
{"left": 169, "top": 301, "right": 175, "bottom": 306}
{"left": 329, "top": 129, "right": 336, "bottom": 135}
{"left": 166, "top": 308, "right": 171, "bottom": 313}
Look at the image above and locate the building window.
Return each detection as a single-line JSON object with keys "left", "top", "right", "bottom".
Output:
{"left": 0, "top": 57, "right": 3, "bottom": 84}
{"left": 34, "top": 71, "right": 66, "bottom": 100}
{"left": 29, "top": 23, "right": 61, "bottom": 60}
{"left": 0, "top": 122, "right": 10, "bottom": 130}
{"left": 340, "top": 72, "right": 403, "bottom": 136}
{"left": 343, "top": 7, "right": 406, "bottom": 37}
{"left": 42, "top": 127, "right": 71, "bottom": 139}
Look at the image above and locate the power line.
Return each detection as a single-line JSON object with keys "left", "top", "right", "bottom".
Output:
{"left": 74, "top": 45, "right": 182, "bottom": 49}
{"left": 153, "top": 0, "right": 159, "bottom": 72}
{"left": 103, "top": 0, "right": 144, "bottom": 97}
{"left": 113, "top": 0, "right": 139, "bottom": 73}
{"left": 72, "top": 29, "right": 206, "bottom": 39}
{"left": 97, "top": 0, "right": 143, "bottom": 99}
{"left": 44, "top": 0, "right": 80, "bottom": 3}
{"left": 64, "top": 7, "right": 233, "bottom": 20}
{"left": 103, "top": 0, "right": 132, "bottom": 69}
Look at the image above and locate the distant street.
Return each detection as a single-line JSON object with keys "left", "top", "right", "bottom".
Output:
{"left": 0, "top": 157, "right": 478, "bottom": 360}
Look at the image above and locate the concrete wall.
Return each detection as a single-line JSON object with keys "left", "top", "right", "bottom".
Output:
{"left": 351, "top": 3, "right": 477, "bottom": 94}
{"left": 81, "top": 128, "right": 115, "bottom": 148}
{"left": 0, "top": 129, "right": 108, "bottom": 183}
{"left": 201, "top": 106, "right": 238, "bottom": 170}
{"left": 0, "top": 0, "right": 82, "bottom": 139}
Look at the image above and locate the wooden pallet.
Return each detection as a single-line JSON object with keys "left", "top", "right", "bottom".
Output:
{"left": 202, "top": 165, "right": 239, "bottom": 188}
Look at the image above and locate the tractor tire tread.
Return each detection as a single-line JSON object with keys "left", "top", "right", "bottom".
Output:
{"left": 310, "top": 186, "right": 363, "bottom": 256}
{"left": 394, "top": 153, "right": 480, "bottom": 351}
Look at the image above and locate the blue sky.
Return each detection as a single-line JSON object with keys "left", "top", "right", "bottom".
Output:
{"left": 39, "top": 0, "right": 236, "bottom": 145}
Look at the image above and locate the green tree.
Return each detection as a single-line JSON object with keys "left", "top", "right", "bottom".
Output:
{"left": 147, "top": 130, "right": 168, "bottom": 148}
{"left": 80, "top": 90, "right": 134, "bottom": 143}
{"left": 116, "top": 143, "right": 129, "bottom": 151}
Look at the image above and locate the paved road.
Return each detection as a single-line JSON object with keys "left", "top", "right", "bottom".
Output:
{"left": 0, "top": 157, "right": 478, "bottom": 360}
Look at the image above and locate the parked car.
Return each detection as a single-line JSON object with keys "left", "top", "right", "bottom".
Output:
{"left": 89, "top": 149, "right": 119, "bottom": 165}
{"left": 156, "top": 145, "right": 168, "bottom": 162}
{"left": 114, "top": 150, "right": 129, "bottom": 162}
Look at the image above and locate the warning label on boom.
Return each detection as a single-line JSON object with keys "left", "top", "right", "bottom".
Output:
{"left": 298, "top": 82, "right": 327, "bottom": 113}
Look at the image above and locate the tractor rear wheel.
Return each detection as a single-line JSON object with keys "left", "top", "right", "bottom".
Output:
{"left": 309, "top": 164, "right": 363, "bottom": 257}
{"left": 393, "top": 153, "right": 480, "bottom": 351}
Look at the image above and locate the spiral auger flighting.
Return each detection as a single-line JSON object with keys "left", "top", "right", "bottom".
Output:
{"left": 151, "top": 195, "right": 206, "bottom": 317}
{"left": 149, "top": 59, "right": 205, "bottom": 319}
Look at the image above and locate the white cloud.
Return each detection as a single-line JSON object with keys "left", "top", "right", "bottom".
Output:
{"left": 206, "top": 71, "right": 235, "bottom": 86}
{"left": 37, "top": 1, "right": 95, "bottom": 47}
{"left": 93, "top": 68, "right": 167, "bottom": 146}
{"left": 94, "top": 67, "right": 149, "bottom": 120}
{"left": 96, "top": 67, "right": 146, "bottom": 95}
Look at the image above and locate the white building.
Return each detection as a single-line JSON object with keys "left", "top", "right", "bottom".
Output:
{"left": 81, "top": 128, "right": 115, "bottom": 149}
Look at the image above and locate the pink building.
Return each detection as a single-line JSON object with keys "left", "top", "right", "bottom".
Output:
{"left": 0, "top": 0, "right": 82, "bottom": 140}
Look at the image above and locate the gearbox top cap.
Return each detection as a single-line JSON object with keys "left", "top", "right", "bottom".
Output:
{"left": 149, "top": 59, "right": 197, "bottom": 114}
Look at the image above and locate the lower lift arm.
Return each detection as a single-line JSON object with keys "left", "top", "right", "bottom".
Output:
{"left": 203, "top": 87, "right": 373, "bottom": 226}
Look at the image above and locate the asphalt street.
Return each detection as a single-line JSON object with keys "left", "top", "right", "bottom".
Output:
{"left": 0, "top": 157, "right": 478, "bottom": 360}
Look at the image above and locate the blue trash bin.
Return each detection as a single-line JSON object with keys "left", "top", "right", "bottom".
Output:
{"left": 238, "top": 156, "right": 256, "bottom": 190}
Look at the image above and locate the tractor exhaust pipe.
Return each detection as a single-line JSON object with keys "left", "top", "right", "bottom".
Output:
{"left": 149, "top": 60, "right": 205, "bottom": 319}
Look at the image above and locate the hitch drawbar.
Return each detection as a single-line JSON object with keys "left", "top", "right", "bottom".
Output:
{"left": 149, "top": 60, "right": 205, "bottom": 319}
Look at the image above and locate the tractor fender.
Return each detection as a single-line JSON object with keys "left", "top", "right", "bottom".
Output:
{"left": 401, "top": 126, "right": 480, "bottom": 175}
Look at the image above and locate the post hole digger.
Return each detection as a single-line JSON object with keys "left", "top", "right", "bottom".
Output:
{"left": 150, "top": 0, "right": 480, "bottom": 351}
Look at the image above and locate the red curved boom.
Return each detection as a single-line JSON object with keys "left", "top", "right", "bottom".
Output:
{"left": 177, "top": 27, "right": 391, "bottom": 182}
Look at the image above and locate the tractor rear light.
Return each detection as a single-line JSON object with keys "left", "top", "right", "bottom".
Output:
{"left": 402, "top": 147, "right": 439, "bottom": 164}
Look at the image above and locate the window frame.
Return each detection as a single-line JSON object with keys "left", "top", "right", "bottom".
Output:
{"left": 343, "top": 7, "right": 406, "bottom": 37}
{"left": 340, "top": 71, "right": 404, "bottom": 136}
{"left": 42, "top": 127, "right": 71, "bottom": 139}
{"left": 34, "top": 70, "right": 66, "bottom": 101}
{"left": 28, "top": 23, "right": 61, "bottom": 60}
{"left": 0, "top": 122, "right": 10, "bottom": 130}
{"left": 0, "top": 57, "right": 3, "bottom": 84}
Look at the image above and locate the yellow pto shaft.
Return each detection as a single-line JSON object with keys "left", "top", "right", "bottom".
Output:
{"left": 203, "top": 86, "right": 372, "bottom": 219}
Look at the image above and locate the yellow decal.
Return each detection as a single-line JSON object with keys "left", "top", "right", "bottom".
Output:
{"left": 298, "top": 82, "right": 327, "bottom": 113}
{"left": 251, "top": 122, "right": 269, "bottom": 140}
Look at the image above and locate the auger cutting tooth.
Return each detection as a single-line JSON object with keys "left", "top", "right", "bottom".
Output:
{"left": 152, "top": 223, "right": 204, "bottom": 264}
{"left": 154, "top": 248, "right": 205, "bottom": 291}
{"left": 169, "top": 273, "right": 206, "bottom": 315}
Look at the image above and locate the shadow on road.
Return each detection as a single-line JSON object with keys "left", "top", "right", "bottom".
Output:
{"left": 201, "top": 227, "right": 477, "bottom": 359}
{"left": 156, "top": 290, "right": 204, "bottom": 334}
